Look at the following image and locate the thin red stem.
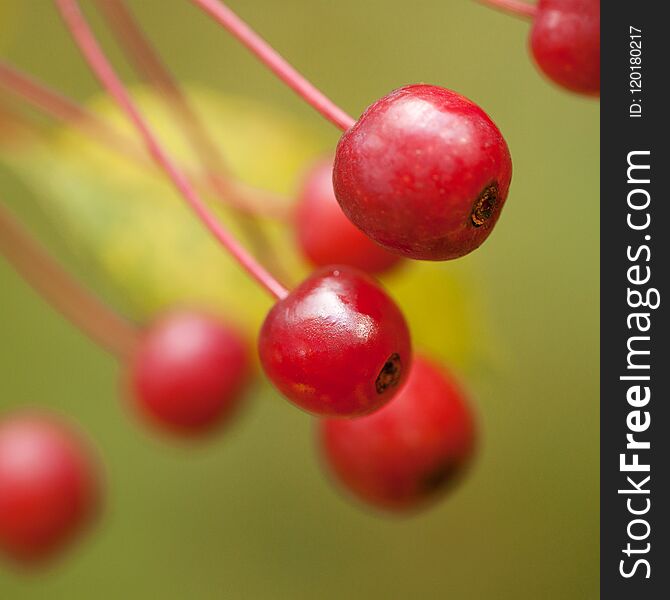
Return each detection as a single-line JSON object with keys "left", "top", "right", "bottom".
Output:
{"left": 0, "top": 62, "right": 85, "bottom": 122}
{"left": 0, "top": 60, "right": 289, "bottom": 219}
{"left": 477, "top": 0, "right": 538, "bottom": 19}
{"left": 93, "top": 0, "right": 291, "bottom": 279}
{"left": 0, "top": 60, "right": 130, "bottom": 151}
{"left": 54, "top": 0, "right": 289, "bottom": 300}
{"left": 190, "top": 0, "right": 356, "bottom": 132}
{"left": 94, "top": 0, "right": 232, "bottom": 178}
{"left": 0, "top": 202, "right": 139, "bottom": 358}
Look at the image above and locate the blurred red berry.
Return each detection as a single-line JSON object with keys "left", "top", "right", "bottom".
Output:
{"left": 320, "top": 355, "right": 475, "bottom": 511}
{"left": 334, "top": 84, "right": 512, "bottom": 261}
{"left": 128, "top": 311, "right": 251, "bottom": 436}
{"left": 295, "top": 159, "right": 402, "bottom": 274}
{"left": 0, "top": 413, "right": 100, "bottom": 564}
{"left": 530, "top": 0, "right": 600, "bottom": 95}
{"left": 259, "top": 266, "right": 411, "bottom": 417}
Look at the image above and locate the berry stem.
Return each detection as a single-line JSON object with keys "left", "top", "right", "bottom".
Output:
{"left": 95, "top": 0, "right": 233, "bottom": 181}
{"left": 189, "top": 0, "right": 356, "bottom": 132}
{"left": 94, "top": 0, "right": 291, "bottom": 283}
{"left": 0, "top": 60, "right": 131, "bottom": 152}
{"left": 54, "top": 0, "right": 289, "bottom": 300}
{"left": 0, "top": 60, "right": 289, "bottom": 220}
{"left": 0, "top": 202, "right": 139, "bottom": 358}
{"left": 476, "top": 0, "right": 538, "bottom": 19}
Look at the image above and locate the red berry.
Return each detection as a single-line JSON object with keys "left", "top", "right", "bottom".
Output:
{"left": 259, "top": 266, "right": 411, "bottom": 417}
{"left": 319, "top": 356, "right": 475, "bottom": 511}
{"left": 0, "top": 413, "right": 100, "bottom": 564}
{"left": 333, "top": 84, "right": 512, "bottom": 261}
{"left": 530, "top": 0, "right": 600, "bottom": 95}
{"left": 295, "top": 159, "right": 402, "bottom": 274}
{"left": 128, "top": 311, "right": 251, "bottom": 436}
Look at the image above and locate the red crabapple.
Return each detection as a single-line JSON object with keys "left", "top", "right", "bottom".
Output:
{"left": 185, "top": 3, "right": 514, "bottom": 261}
{"left": 128, "top": 311, "right": 251, "bottom": 436}
{"left": 295, "top": 159, "right": 402, "bottom": 274}
{"left": 530, "top": 0, "right": 600, "bottom": 96}
{"left": 0, "top": 413, "right": 100, "bottom": 564}
{"left": 333, "top": 85, "right": 512, "bottom": 261}
{"left": 259, "top": 266, "right": 411, "bottom": 417}
{"left": 320, "top": 355, "right": 475, "bottom": 511}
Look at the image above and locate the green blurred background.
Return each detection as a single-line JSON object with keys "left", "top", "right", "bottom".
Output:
{"left": 0, "top": 1, "right": 599, "bottom": 598}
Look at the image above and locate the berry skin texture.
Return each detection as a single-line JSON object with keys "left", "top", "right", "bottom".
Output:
{"left": 295, "top": 159, "right": 402, "bottom": 274}
{"left": 259, "top": 266, "right": 411, "bottom": 418}
{"left": 530, "top": 0, "right": 600, "bottom": 96}
{"left": 333, "top": 84, "right": 512, "bottom": 261}
{"left": 129, "top": 311, "right": 251, "bottom": 436}
{"left": 320, "top": 356, "right": 475, "bottom": 512}
{"left": 0, "top": 413, "right": 100, "bottom": 565}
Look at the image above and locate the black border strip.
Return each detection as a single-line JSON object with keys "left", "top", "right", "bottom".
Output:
{"left": 601, "top": 1, "right": 668, "bottom": 596}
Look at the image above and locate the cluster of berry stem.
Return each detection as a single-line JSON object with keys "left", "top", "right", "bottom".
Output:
{"left": 476, "top": 0, "right": 537, "bottom": 19}
{"left": 93, "top": 0, "right": 282, "bottom": 212}
{"left": 54, "top": 0, "right": 289, "bottom": 301}
{"left": 95, "top": 0, "right": 229, "bottom": 177}
{"left": 93, "top": 0, "right": 289, "bottom": 280}
{"left": 190, "top": 0, "right": 356, "bottom": 132}
{"left": 0, "top": 61, "right": 289, "bottom": 219}
{"left": 0, "top": 202, "right": 139, "bottom": 358}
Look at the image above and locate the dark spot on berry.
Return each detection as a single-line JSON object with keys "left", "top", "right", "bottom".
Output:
{"left": 422, "top": 462, "right": 458, "bottom": 492}
{"left": 375, "top": 353, "right": 401, "bottom": 394}
{"left": 471, "top": 183, "right": 498, "bottom": 227}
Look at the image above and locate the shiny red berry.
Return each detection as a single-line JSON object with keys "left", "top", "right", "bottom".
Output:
{"left": 0, "top": 413, "right": 100, "bottom": 564}
{"left": 295, "top": 159, "right": 402, "bottom": 274}
{"left": 259, "top": 266, "right": 411, "bottom": 417}
{"left": 128, "top": 311, "right": 251, "bottom": 436}
{"left": 530, "top": 0, "right": 600, "bottom": 96}
{"left": 319, "top": 356, "right": 475, "bottom": 511}
{"left": 333, "top": 84, "right": 512, "bottom": 261}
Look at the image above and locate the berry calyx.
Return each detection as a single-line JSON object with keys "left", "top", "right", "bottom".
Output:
{"left": 128, "top": 311, "right": 251, "bottom": 435}
{"left": 0, "top": 413, "right": 100, "bottom": 564}
{"left": 319, "top": 355, "right": 475, "bottom": 511}
{"left": 295, "top": 159, "right": 402, "bottom": 274}
{"left": 258, "top": 266, "right": 411, "bottom": 417}
{"left": 333, "top": 85, "right": 512, "bottom": 260}
{"left": 530, "top": 0, "right": 600, "bottom": 96}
